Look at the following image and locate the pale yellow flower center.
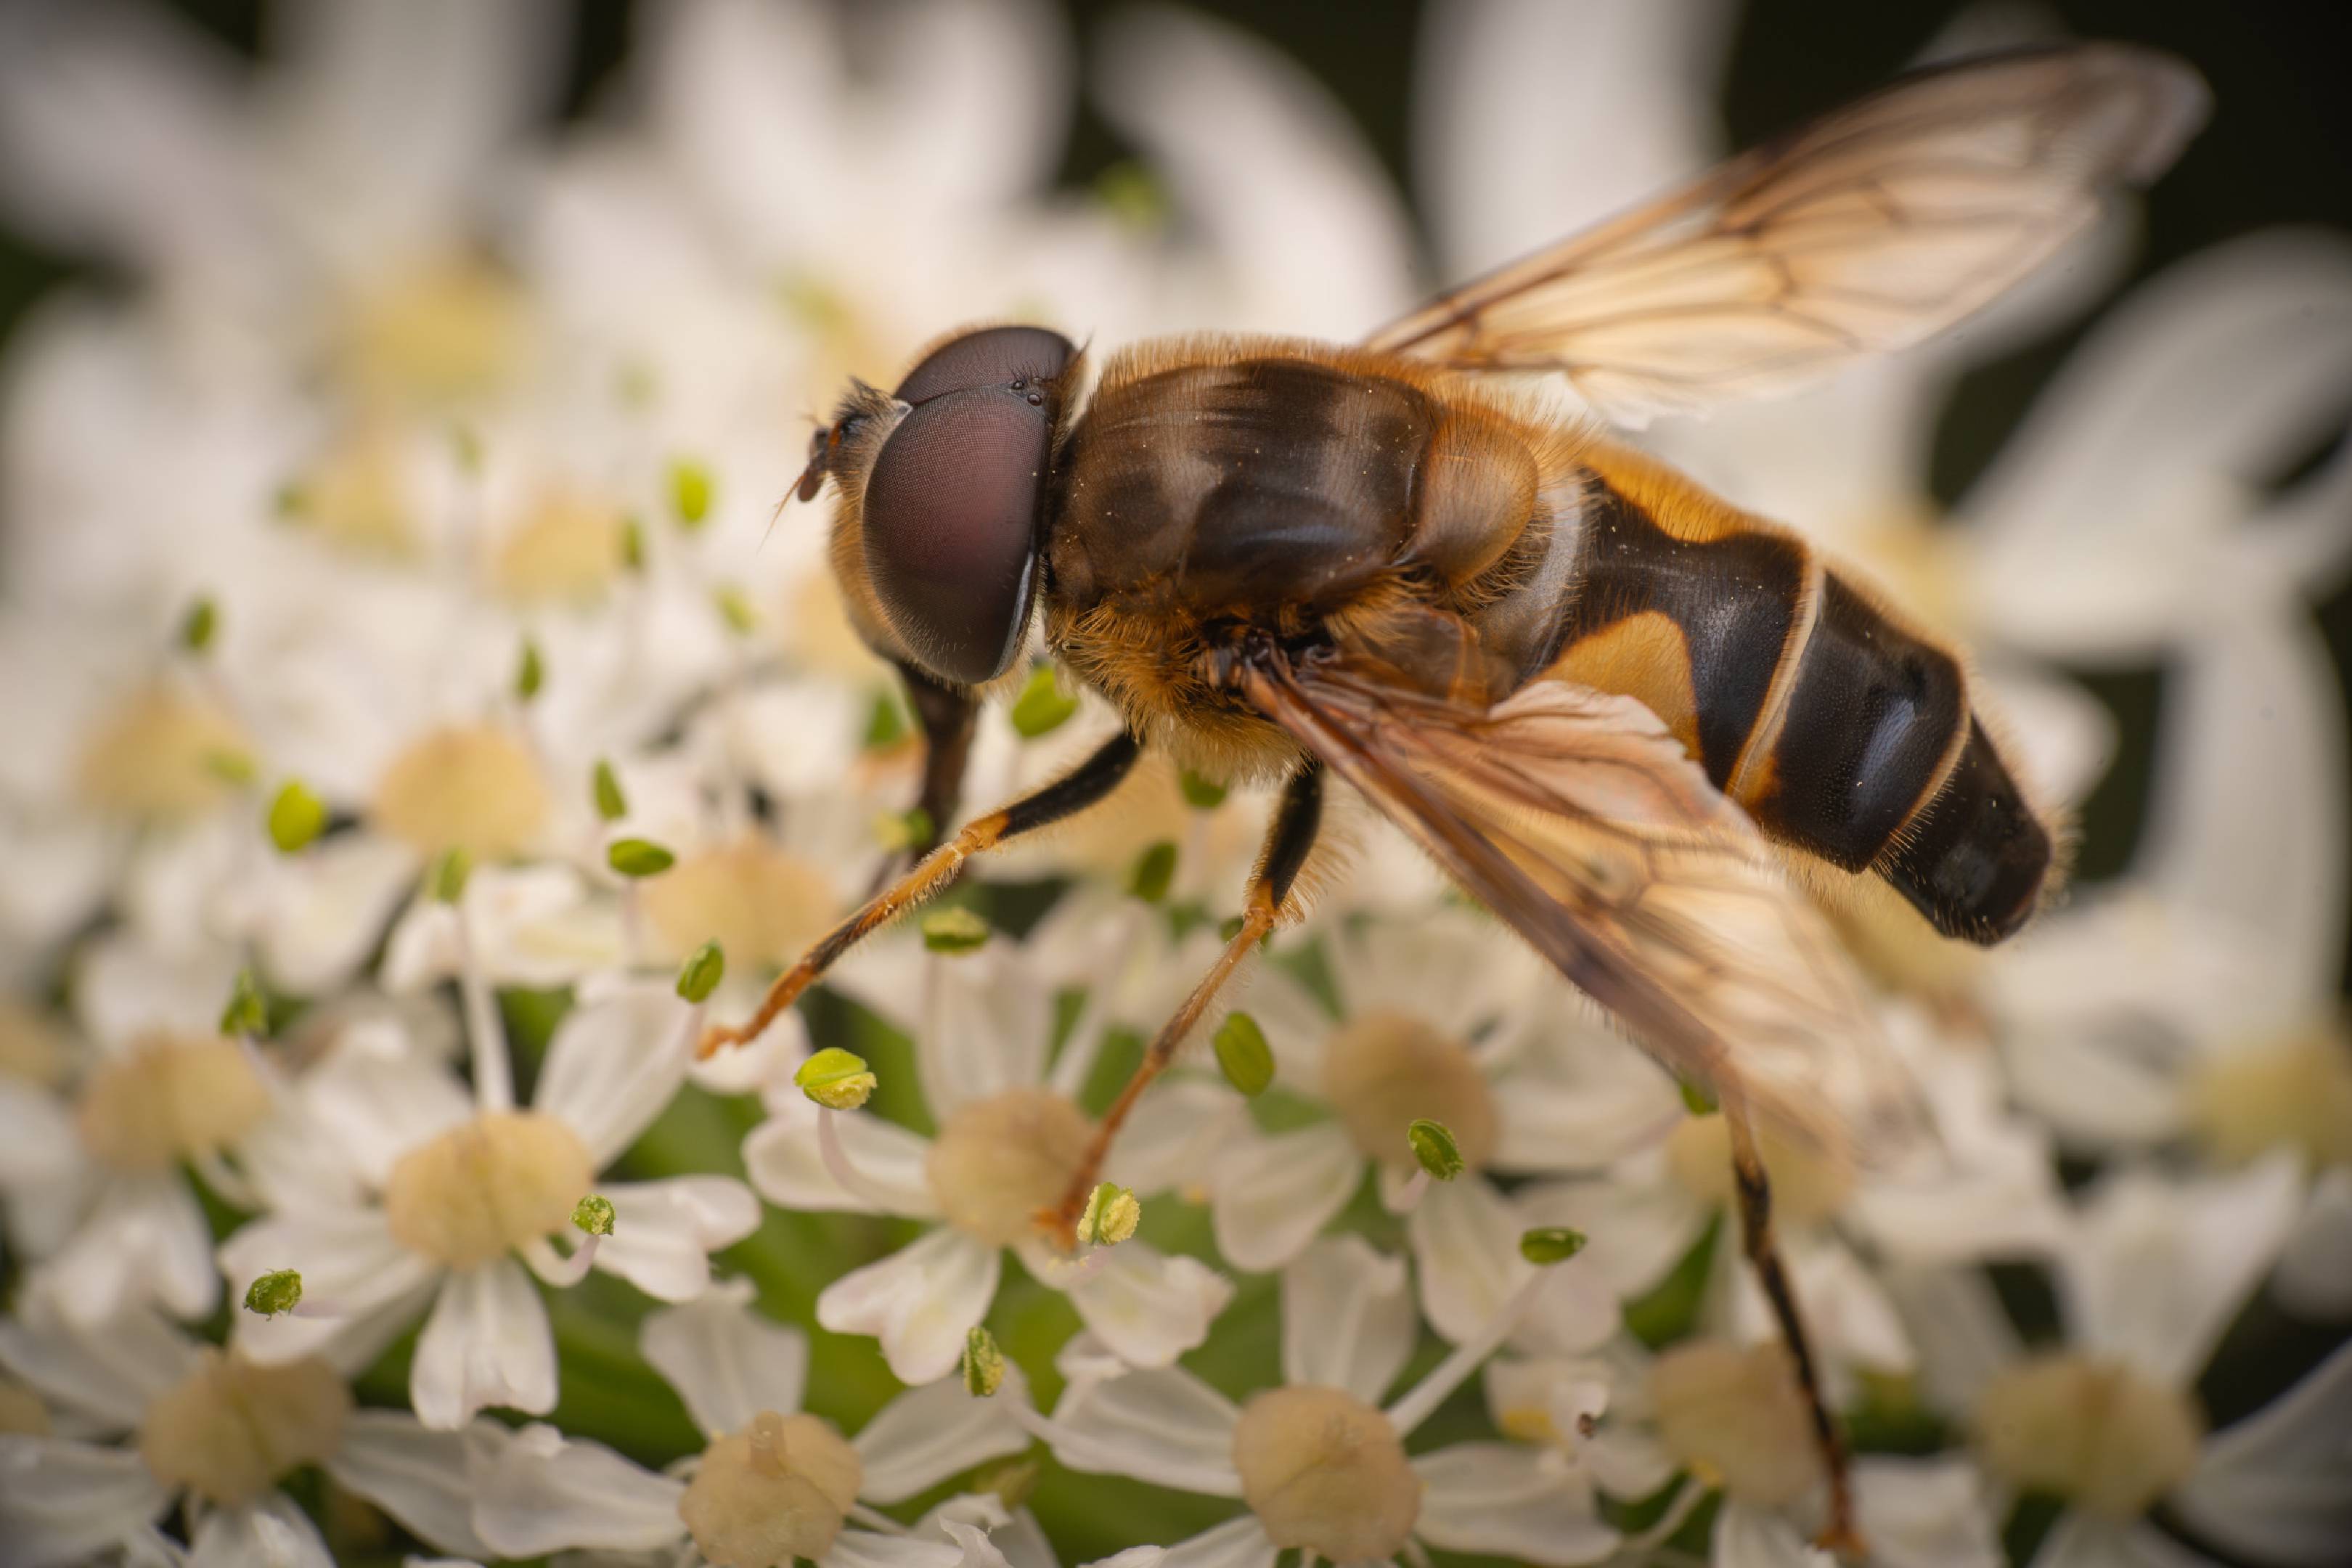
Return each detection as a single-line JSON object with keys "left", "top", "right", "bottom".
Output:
{"left": 342, "top": 256, "right": 528, "bottom": 406}
{"left": 136, "top": 1349, "right": 351, "bottom": 1508}
{"left": 678, "top": 1410, "right": 864, "bottom": 1568}
{"left": 383, "top": 1110, "right": 595, "bottom": 1270}
{"left": 283, "top": 422, "right": 418, "bottom": 558}
{"left": 2184, "top": 1027, "right": 2352, "bottom": 1169}
{"left": 1230, "top": 1384, "right": 1421, "bottom": 1561}
{"left": 75, "top": 1033, "right": 272, "bottom": 1174}
{"left": 1650, "top": 1339, "right": 1822, "bottom": 1507}
{"left": 76, "top": 680, "right": 248, "bottom": 820}
{"left": 0, "top": 1377, "right": 50, "bottom": 1436}
{"left": 1973, "top": 1355, "right": 2204, "bottom": 1522}
{"left": 924, "top": 1087, "right": 1093, "bottom": 1246}
{"left": 0, "top": 1001, "right": 70, "bottom": 1087}
{"left": 1321, "top": 1009, "right": 1498, "bottom": 1171}
{"left": 1665, "top": 1113, "right": 1852, "bottom": 1226}
{"left": 372, "top": 724, "right": 551, "bottom": 861}
{"left": 492, "top": 488, "right": 628, "bottom": 603}
{"left": 642, "top": 838, "right": 842, "bottom": 971}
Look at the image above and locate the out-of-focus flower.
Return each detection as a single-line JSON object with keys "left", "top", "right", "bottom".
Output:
{"left": 220, "top": 981, "right": 756, "bottom": 1427}
{"left": 743, "top": 936, "right": 1236, "bottom": 1381}
{"left": 0, "top": 1300, "right": 497, "bottom": 1568}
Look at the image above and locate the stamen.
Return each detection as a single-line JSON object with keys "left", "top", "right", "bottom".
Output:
{"left": 520, "top": 1233, "right": 600, "bottom": 1287}
{"left": 191, "top": 1149, "right": 261, "bottom": 1212}
{"left": 1384, "top": 1267, "right": 1550, "bottom": 1437}
{"left": 1388, "top": 1169, "right": 1431, "bottom": 1214}
{"left": 452, "top": 895, "right": 513, "bottom": 1114}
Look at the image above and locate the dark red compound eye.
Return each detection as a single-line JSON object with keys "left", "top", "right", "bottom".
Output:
{"left": 862, "top": 327, "right": 1074, "bottom": 685}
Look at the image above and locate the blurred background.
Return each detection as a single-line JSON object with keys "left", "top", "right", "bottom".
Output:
{"left": 1, "top": 0, "right": 2347, "bottom": 984}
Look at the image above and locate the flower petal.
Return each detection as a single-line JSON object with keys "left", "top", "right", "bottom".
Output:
{"left": 466, "top": 1421, "right": 687, "bottom": 1558}
{"left": 816, "top": 1228, "right": 1002, "bottom": 1385}
{"left": 2275, "top": 1166, "right": 2352, "bottom": 1321}
{"left": 220, "top": 1204, "right": 441, "bottom": 1375}
{"left": 532, "top": 981, "right": 693, "bottom": 1167}
{"left": 1852, "top": 1456, "right": 2002, "bottom": 1568}
{"left": 410, "top": 1259, "right": 556, "bottom": 1429}
{"left": 1517, "top": 1164, "right": 1712, "bottom": 1301}
{"left": 2170, "top": 1336, "right": 2352, "bottom": 1568}
{"left": 1413, "top": 1441, "right": 1619, "bottom": 1565}
{"left": 639, "top": 1276, "right": 809, "bottom": 1439}
{"left": 1156, "top": 1516, "right": 1276, "bottom": 1568}
{"left": 743, "top": 1093, "right": 942, "bottom": 1219}
{"left": 1410, "top": 1175, "right": 1618, "bottom": 1353}
{"left": 854, "top": 1372, "right": 1032, "bottom": 1505}
{"left": 0, "top": 1434, "right": 175, "bottom": 1567}
{"left": 0, "top": 1299, "right": 200, "bottom": 1429}
{"left": 37, "top": 1170, "right": 219, "bottom": 1326}
{"left": 1712, "top": 1498, "right": 1833, "bottom": 1568}
{"left": 1032, "top": 1363, "right": 1242, "bottom": 1496}
{"left": 2061, "top": 1153, "right": 2302, "bottom": 1384}
{"left": 1106, "top": 1077, "right": 1243, "bottom": 1199}
{"left": 1059, "top": 1243, "right": 1231, "bottom": 1369}
{"left": 187, "top": 1494, "right": 332, "bottom": 1568}
{"left": 822, "top": 1527, "right": 965, "bottom": 1568}
{"left": 254, "top": 830, "right": 419, "bottom": 995}
{"left": 592, "top": 1175, "right": 761, "bottom": 1302}
{"left": 1280, "top": 1236, "right": 1415, "bottom": 1404}
{"left": 1209, "top": 1123, "right": 1362, "bottom": 1273}
{"left": 324, "top": 1410, "right": 497, "bottom": 1560}
{"left": 916, "top": 947, "right": 1052, "bottom": 1119}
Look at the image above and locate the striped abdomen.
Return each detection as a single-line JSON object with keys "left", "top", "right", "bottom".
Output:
{"left": 1528, "top": 446, "right": 2050, "bottom": 943}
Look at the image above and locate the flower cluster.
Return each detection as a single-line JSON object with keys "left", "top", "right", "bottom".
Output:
{"left": 1, "top": 4, "right": 2348, "bottom": 1568}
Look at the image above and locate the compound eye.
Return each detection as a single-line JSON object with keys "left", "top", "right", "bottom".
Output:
{"left": 862, "top": 388, "right": 1050, "bottom": 685}
{"left": 895, "top": 325, "right": 1074, "bottom": 404}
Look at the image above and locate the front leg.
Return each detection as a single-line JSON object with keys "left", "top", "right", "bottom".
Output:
{"left": 1045, "top": 761, "right": 1326, "bottom": 1241}
{"left": 701, "top": 730, "right": 1142, "bottom": 1058}
{"left": 877, "top": 661, "right": 978, "bottom": 886}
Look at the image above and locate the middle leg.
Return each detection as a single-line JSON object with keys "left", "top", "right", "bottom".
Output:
{"left": 1044, "top": 761, "right": 1325, "bottom": 1243}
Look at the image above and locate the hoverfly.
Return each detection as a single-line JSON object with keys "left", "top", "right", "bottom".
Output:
{"left": 708, "top": 44, "right": 2207, "bottom": 1547}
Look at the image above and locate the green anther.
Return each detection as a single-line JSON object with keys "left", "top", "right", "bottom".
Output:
{"left": 796, "top": 1047, "right": 877, "bottom": 1111}
{"left": 669, "top": 457, "right": 715, "bottom": 528}
{"left": 1679, "top": 1077, "right": 1718, "bottom": 1116}
{"left": 976, "top": 1458, "right": 1040, "bottom": 1509}
{"left": 606, "top": 838, "right": 677, "bottom": 878}
{"left": 1127, "top": 840, "right": 1178, "bottom": 904}
{"left": 179, "top": 596, "right": 218, "bottom": 653}
{"left": 431, "top": 846, "right": 472, "bottom": 903}
{"left": 450, "top": 422, "right": 483, "bottom": 475}
{"left": 1212, "top": 1012, "right": 1274, "bottom": 1097}
{"left": 863, "top": 693, "right": 909, "bottom": 750}
{"left": 676, "top": 942, "right": 725, "bottom": 1004}
{"left": 873, "top": 807, "right": 934, "bottom": 853}
{"left": 572, "top": 1195, "right": 616, "bottom": 1237}
{"left": 620, "top": 516, "right": 646, "bottom": 572}
{"left": 1078, "top": 1183, "right": 1140, "bottom": 1246}
{"left": 592, "top": 759, "right": 628, "bottom": 821}
{"left": 1519, "top": 1227, "right": 1588, "bottom": 1265}
{"left": 713, "top": 584, "right": 758, "bottom": 636}
{"left": 1093, "top": 160, "right": 1170, "bottom": 230}
{"left": 219, "top": 969, "right": 269, "bottom": 1039}
{"left": 272, "top": 481, "right": 310, "bottom": 520}
{"left": 1178, "top": 769, "right": 1228, "bottom": 809}
{"left": 1008, "top": 666, "right": 1079, "bottom": 738}
{"left": 205, "top": 748, "right": 258, "bottom": 786}
{"left": 921, "top": 907, "right": 990, "bottom": 954}
{"left": 962, "top": 1324, "right": 1006, "bottom": 1398}
{"left": 514, "top": 637, "right": 544, "bottom": 701}
{"left": 264, "top": 780, "right": 327, "bottom": 854}
{"left": 243, "top": 1269, "right": 303, "bottom": 1317}
{"left": 1408, "top": 1118, "right": 1465, "bottom": 1180}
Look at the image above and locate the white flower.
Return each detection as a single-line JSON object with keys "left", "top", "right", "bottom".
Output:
{"left": 0, "top": 1299, "right": 496, "bottom": 1568}
{"left": 219, "top": 979, "right": 757, "bottom": 1429}
{"left": 464, "top": 1278, "right": 1032, "bottom": 1567}
{"left": 744, "top": 936, "right": 1238, "bottom": 1382}
{"left": 1892, "top": 1156, "right": 2348, "bottom": 1568}
{"left": 1206, "top": 907, "right": 1678, "bottom": 1315}
{"left": 1024, "top": 1235, "right": 1621, "bottom": 1567}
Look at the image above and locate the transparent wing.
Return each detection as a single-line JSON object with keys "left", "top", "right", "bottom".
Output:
{"left": 1238, "top": 641, "right": 1926, "bottom": 1169}
{"left": 1365, "top": 44, "right": 2208, "bottom": 425}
